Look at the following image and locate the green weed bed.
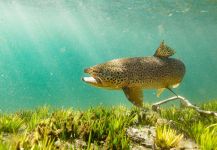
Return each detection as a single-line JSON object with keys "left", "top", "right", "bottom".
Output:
{"left": 0, "top": 101, "right": 216, "bottom": 150}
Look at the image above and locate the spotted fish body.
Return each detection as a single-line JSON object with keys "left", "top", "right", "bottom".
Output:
{"left": 82, "top": 42, "right": 185, "bottom": 107}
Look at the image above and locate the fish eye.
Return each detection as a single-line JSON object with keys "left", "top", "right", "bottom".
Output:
{"left": 93, "top": 70, "right": 97, "bottom": 73}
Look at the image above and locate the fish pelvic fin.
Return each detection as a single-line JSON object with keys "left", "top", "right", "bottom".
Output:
{"left": 172, "top": 83, "right": 180, "bottom": 88}
{"left": 156, "top": 88, "right": 165, "bottom": 97}
{"left": 122, "top": 87, "right": 143, "bottom": 107}
{"left": 154, "top": 41, "right": 176, "bottom": 58}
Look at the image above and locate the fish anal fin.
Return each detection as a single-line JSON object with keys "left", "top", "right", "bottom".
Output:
{"left": 122, "top": 87, "right": 143, "bottom": 107}
{"left": 156, "top": 88, "right": 165, "bottom": 97}
{"left": 154, "top": 41, "right": 176, "bottom": 58}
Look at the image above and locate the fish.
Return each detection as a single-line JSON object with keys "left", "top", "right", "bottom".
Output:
{"left": 82, "top": 41, "right": 185, "bottom": 107}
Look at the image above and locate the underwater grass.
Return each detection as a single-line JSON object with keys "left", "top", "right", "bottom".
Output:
{"left": 0, "top": 100, "right": 216, "bottom": 149}
{"left": 200, "top": 100, "right": 217, "bottom": 111}
{"left": 0, "top": 105, "right": 137, "bottom": 149}
{"left": 0, "top": 114, "right": 23, "bottom": 133}
{"left": 155, "top": 125, "right": 183, "bottom": 149}
{"left": 196, "top": 124, "right": 217, "bottom": 150}
{"left": 161, "top": 100, "right": 217, "bottom": 149}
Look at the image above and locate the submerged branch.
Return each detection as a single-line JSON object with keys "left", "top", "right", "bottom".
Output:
{"left": 152, "top": 96, "right": 217, "bottom": 117}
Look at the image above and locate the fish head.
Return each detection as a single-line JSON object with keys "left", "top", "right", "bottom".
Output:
{"left": 82, "top": 65, "right": 116, "bottom": 88}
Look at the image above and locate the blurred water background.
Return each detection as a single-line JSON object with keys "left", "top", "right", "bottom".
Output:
{"left": 0, "top": 0, "right": 216, "bottom": 111}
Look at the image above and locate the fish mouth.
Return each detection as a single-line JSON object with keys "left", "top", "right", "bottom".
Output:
{"left": 82, "top": 76, "right": 102, "bottom": 85}
{"left": 82, "top": 68, "right": 102, "bottom": 85}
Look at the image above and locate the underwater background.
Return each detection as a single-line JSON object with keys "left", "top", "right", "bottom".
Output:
{"left": 0, "top": 0, "right": 216, "bottom": 111}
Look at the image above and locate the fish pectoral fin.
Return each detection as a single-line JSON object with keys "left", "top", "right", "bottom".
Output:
{"left": 122, "top": 87, "right": 143, "bottom": 107}
{"left": 156, "top": 88, "right": 165, "bottom": 97}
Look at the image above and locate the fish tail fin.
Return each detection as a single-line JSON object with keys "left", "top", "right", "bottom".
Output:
{"left": 154, "top": 41, "right": 176, "bottom": 58}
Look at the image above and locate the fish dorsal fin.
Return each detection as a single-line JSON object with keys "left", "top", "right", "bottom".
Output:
{"left": 122, "top": 87, "right": 143, "bottom": 107}
{"left": 154, "top": 41, "right": 176, "bottom": 58}
{"left": 156, "top": 88, "right": 165, "bottom": 97}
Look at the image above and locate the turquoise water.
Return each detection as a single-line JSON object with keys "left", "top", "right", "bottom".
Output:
{"left": 0, "top": 0, "right": 216, "bottom": 111}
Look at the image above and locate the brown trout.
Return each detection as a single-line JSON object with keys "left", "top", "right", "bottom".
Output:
{"left": 82, "top": 42, "right": 185, "bottom": 107}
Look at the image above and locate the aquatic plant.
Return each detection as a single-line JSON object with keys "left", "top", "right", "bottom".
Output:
{"left": 200, "top": 100, "right": 217, "bottom": 112}
{"left": 17, "top": 106, "right": 51, "bottom": 131}
{"left": 77, "top": 106, "right": 135, "bottom": 149}
{"left": 160, "top": 100, "right": 217, "bottom": 149}
{"left": 0, "top": 100, "right": 216, "bottom": 149}
{"left": 196, "top": 124, "right": 217, "bottom": 150}
{"left": 129, "top": 104, "right": 160, "bottom": 126}
{"left": 32, "top": 136, "right": 54, "bottom": 150}
{"left": 0, "top": 114, "right": 23, "bottom": 133}
{"left": 155, "top": 125, "right": 183, "bottom": 149}
{"left": 0, "top": 141, "right": 10, "bottom": 150}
